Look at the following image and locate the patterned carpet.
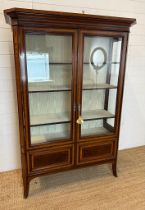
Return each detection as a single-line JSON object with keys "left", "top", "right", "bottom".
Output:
{"left": 0, "top": 146, "right": 145, "bottom": 210}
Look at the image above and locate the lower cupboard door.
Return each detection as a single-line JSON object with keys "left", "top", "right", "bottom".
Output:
{"left": 77, "top": 141, "right": 115, "bottom": 165}
{"left": 28, "top": 145, "right": 74, "bottom": 173}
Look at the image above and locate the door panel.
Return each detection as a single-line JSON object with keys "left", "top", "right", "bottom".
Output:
{"left": 77, "top": 140, "right": 115, "bottom": 165}
{"left": 76, "top": 31, "right": 125, "bottom": 141}
{"left": 28, "top": 145, "right": 74, "bottom": 173}
{"left": 24, "top": 30, "right": 77, "bottom": 146}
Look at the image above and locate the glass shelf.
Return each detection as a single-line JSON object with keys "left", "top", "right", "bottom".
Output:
{"left": 29, "top": 84, "right": 71, "bottom": 93}
{"left": 30, "top": 109, "right": 114, "bottom": 127}
{"left": 81, "top": 127, "right": 113, "bottom": 136}
{"left": 30, "top": 112, "right": 70, "bottom": 126}
{"left": 83, "top": 83, "right": 117, "bottom": 90}
{"left": 46, "top": 62, "right": 120, "bottom": 65}
{"left": 83, "top": 62, "right": 120, "bottom": 65}
{"left": 28, "top": 83, "right": 117, "bottom": 93}
{"left": 82, "top": 110, "right": 115, "bottom": 121}
{"left": 49, "top": 63, "right": 72, "bottom": 65}
{"left": 31, "top": 130, "right": 70, "bottom": 144}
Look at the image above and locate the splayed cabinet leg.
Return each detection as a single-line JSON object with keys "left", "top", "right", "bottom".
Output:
{"left": 112, "top": 161, "right": 118, "bottom": 177}
{"left": 23, "top": 178, "right": 30, "bottom": 199}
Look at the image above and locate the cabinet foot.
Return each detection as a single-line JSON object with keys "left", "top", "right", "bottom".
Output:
{"left": 23, "top": 178, "right": 30, "bottom": 199}
{"left": 112, "top": 162, "right": 118, "bottom": 177}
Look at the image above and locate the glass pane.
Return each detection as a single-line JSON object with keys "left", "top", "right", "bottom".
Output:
{"left": 81, "top": 36, "right": 122, "bottom": 137}
{"left": 31, "top": 123, "right": 70, "bottom": 144}
{"left": 25, "top": 33, "right": 72, "bottom": 144}
{"left": 81, "top": 120, "right": 113, "bottom": 136}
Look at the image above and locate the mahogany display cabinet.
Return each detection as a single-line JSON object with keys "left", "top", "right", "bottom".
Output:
{"left": 4, "top": 8, "right": 136, "bottom": 198}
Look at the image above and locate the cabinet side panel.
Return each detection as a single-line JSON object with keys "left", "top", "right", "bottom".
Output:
{"left": 114, "top": 33, "right": 129, "bottom": 159}
{"left": 12, "top": 26, "right": 28, "bottom": 183}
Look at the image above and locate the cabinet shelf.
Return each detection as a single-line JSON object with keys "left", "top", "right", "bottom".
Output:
{"left": 49, "top": 63, "right": 72, "bottom": 65}
{"left": 82, "top": 110, "right": 115, "bottom": 121}
{"left": 82, "top": 127, "right": 113, "bottom": 136}
{"left": 30, "top": 109, "right": 114, "bottom": 127}
{"left": 31, "top": 131, "right": 70, "bottom": 144}
{"left": 83, "top": 62, "right": 120, "bottom": 65}
{"left": 29, "top": 84, "right": 71, "bottom": 93}
{"left": 83, "top": 83, "right": 117, "bottom": 90}
{"left": 47, "top": 62, "right": 120, "bottom": 65}
{"left": 28, "top": 83, "right": 116, "bottom": 93}
{"left": 30, "top": 113, "right": 70, "bottom": 127}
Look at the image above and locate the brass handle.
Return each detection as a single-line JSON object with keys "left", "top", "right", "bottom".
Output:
{"left": 76, "top": 116, "right": 84, "bottom": 125}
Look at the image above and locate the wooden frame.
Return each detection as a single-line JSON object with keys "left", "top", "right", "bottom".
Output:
{"left": 77, "top": 30, "right": 128, "bottom": 141}
{"left": 22, "top": 27, "right": 78, "bottom": 150}
{"left": 4, "top": 8, "right": 136, "bottom": 198}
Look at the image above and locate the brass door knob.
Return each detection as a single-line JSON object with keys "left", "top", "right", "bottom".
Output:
{"left": 76, "top": 116, "right": 84, "bottom": 125}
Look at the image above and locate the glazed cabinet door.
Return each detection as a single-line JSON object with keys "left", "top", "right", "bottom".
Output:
{"left": 23, "top": 29, "right": 77, "bottom": 147}
{"left": 77, "top": 31, "right": 128, "bottom": 141}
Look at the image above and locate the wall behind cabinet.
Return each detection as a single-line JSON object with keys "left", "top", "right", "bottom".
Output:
{"left": 0, "top": 0, "right": 145, "bottom": 172}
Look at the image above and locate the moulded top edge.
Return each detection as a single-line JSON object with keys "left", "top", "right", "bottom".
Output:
{"left": 4, "top": 7, "right": 136, "bottom": 27}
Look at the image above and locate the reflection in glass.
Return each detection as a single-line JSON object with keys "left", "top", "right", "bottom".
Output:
{"left": 25, "top": 34, "right": 72, "bottom": 144}
{"left": 26, "top": 53, "right": 50, "bottom": 82}
{"left": 90, "top": 47, "right": 107, "bottom": 71}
